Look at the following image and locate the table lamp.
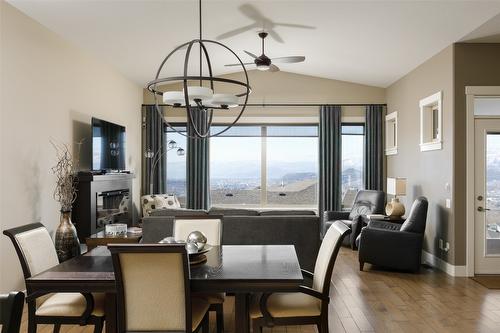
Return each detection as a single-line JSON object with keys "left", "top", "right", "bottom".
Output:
{"left": 386, "top": 177, "right": 407, "bottom": 218}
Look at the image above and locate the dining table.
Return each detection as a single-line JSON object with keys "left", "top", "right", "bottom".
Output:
{"left": 26, "top": 244, "right": 304, "bottom": 333}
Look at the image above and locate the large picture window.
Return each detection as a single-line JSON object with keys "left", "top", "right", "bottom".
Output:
{"left": 341, "top": 123, "right": 365, "bottom": 209}
{"left": 210, "top": 125, "right": 318, "bottom": 208}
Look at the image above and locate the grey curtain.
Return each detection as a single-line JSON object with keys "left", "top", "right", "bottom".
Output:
{"left": 186, "top": 109, "right": 210, "bottom": 209}
{"left": 141, "top": 105, "right": 167, "bottom": 195}
{"left": 364, "top": 105, "right": 385, "bottom": 191}
{"left": 319, "top": 105, "right": 342, "bottom": 216}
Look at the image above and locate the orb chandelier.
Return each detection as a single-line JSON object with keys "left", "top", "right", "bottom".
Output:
{"left": 146, "top": 0, "right": 252, "bottom": 138}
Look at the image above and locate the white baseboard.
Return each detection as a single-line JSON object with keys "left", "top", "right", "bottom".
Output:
{"left": 422, "top": 250, "right": 467, "bottom": 277}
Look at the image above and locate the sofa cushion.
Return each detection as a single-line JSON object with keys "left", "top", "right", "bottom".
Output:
{"left": 258, "top": 210, "right": 316, "bottom": 216}
{"left": 149, "top": 208, "right": 208, "bottom": 217}
{"left": 208, "top": 207, "right": 259, "bottom": 216}
{"left": 141, "top": 194, "right": 180, "bottom": 217}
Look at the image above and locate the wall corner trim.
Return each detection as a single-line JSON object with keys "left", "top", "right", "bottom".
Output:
{"left": 422, "top": 250, "right": 468, "bottom": 277}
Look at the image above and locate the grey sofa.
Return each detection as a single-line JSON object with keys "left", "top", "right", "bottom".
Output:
{"left": 142, "top": 207, "right": 320, "bottom": 271}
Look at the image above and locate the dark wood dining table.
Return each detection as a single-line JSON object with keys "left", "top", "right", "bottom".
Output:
{"left": 26, "top": 244, "right": 303, "bottom": 333}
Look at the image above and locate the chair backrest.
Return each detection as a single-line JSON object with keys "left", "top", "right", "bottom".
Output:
{"left": 312, "top": 221, "right": 351, "bottom": 295}
{"left": 349, "top": 190, "right": 385, "bottom": 220}
{"left": 0, "top": 292, "right": 25, "bottom": 333}
{"left": 173, "top": 216, "right": 223, "bottom": 245}
{"left": 3, "top": 223, "right": 59, "bottom": 279}
{"left": 400, "top": 197, "right": 429, "bottom": 234}
{"left": 109, "top": 244, "right": 191, "bottom": 332}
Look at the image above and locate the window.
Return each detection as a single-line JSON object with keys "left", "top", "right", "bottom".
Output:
{"left": 419, "top": 91, "right": 443, "bottom": 151}
{"left": 341, "top": 124, "right": 365, "bottom": 209}
{"left": 210, "top": 125, "right": 318, "bottom": 208}
{"left": 165, "top": 126, "right": 187, "bottom": 206}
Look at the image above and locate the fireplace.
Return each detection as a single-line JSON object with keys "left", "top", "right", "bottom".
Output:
{"left": 96, "top": 189, "right": 130, "bottom": 229}
{"left": 73, "top": 172, "right": 135, "bottom": 241}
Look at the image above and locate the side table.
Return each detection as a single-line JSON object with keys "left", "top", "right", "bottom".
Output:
{"left": 85, "top": 230, "right": 142, "bottom": 251}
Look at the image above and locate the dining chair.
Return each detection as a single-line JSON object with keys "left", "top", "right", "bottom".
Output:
{"left": 3, "top": 223, "right": 105, "bottom": 333}
{"left": 0, "top": 291, "right": 25, "bottom": 333}
{"left": 173, "top": 215, "right": 225, "bottom": 333}
{"left": 108, "top": 244, "right": 210, "bottom": 333}
{"left": 249, "top": 220, "right": 350, "bottom": 333}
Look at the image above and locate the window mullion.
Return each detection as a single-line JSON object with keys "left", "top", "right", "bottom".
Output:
{"left": 261, "top": 126, "right": 267, "bottom": 207}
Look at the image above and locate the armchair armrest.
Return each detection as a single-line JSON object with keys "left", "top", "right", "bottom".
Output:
{"left": 323, "top": 211, "right": 350, "bottom": 222}
{"left": 367, "top": 220, "right": 402, "bottom": 231}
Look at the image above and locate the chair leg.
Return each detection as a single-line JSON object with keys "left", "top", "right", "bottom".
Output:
{"left": 28, "top": 321, "right": 37, "bottom": 333}
{"left": 93, "top": 318, "right": 104, "bottom": 333}
{"left": 214, "top": 303, "right": 224, "bottom": 333}
{"left": 53, "top": 324, "right": 61, "bottom": 333}
{"left": 201, "top": 313, "right": 209, "bottom": 333}
{"left": 27, "top": 311, "right": 36, "bottom": 333}
{"left": 359, "top": 261, "right": 364, "bottom": 271}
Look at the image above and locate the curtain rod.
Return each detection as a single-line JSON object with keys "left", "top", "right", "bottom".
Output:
{"left": 142, "top": 103, "right": 387, "bottom": 107}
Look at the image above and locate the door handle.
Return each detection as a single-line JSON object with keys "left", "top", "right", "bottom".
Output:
{"left": 478, "top": 206, "right": 491, "bottom": 212}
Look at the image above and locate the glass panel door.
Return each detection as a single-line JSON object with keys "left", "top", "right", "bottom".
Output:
{"left": 485, "top": 134, "right": 500, "bottom": 255}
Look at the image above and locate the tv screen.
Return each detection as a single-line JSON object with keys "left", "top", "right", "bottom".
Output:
{"left": 92, "top": 117, "right": 126, "bottom": 171}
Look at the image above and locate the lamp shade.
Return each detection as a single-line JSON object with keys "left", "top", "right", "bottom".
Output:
{"left": 163, "top": 91, "right": 185, "bottom": 106}
{"left": 207, "top": 94, "right": 239, "bottom": 108}
{"left": 184, "top": 86, "right": 213, "bottom": 102}
{"left": 387, "top": 177, "right": 406, "bottom": 196}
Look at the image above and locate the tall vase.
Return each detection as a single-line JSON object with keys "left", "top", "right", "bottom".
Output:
{"left": 54, "top": 211, "right": 81, "bottom": 262}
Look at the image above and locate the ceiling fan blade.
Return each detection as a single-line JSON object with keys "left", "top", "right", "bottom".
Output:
{"left": 267, "top": 29, "right": 284, "bottom": 43}
{"left": 239, "top": 4, "right": 265, "bottom": 22}
{"left": 225, "top": 63, "right": 255, "bottom": 67}
{"left": 269, "top": 64, "right": 280, "bottom": 72}
{"left": 244, "top": 50, "right": 259, "bottom": 59}
{"left": 275, "top": 22, "right": 316, "bottom": 30}
{"left": 271, "top": 56, "right": 306, "bottom": 63}
{"left": 216, "top": 23, "right": 258, "bottom": 40}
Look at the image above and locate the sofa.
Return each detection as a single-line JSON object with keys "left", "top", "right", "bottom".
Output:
{"left": 142, "top": 207, "right": 320, "bottom": 271}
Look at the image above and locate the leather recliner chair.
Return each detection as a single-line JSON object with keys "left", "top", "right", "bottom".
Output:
{"left": 323, "top": 190, "right": 385, "bottom": 249}
{"left": 358, "top": 197, "right": 428, "bottom": 272}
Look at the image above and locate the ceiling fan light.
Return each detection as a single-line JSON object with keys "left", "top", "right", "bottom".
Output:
{"left": 257, "top": 64, "right": 270, "bottom": 71}
{"left": 208, "top": 94, "right": 239, "bottom": 108}
{"left": 163, "top": 91, "right": 185, "bottom": 106}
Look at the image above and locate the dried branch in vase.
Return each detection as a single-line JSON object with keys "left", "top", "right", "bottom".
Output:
{"left": 50, "top": 140, "right": 83, "bottom": 212}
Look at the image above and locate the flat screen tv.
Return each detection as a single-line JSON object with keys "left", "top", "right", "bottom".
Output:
{"left": 92, "top": 117, "right": 126, "bottom": 171}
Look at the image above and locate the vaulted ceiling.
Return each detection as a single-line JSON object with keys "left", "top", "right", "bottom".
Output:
{"left": 7, "top": 0, "right": 500, "bottom": 88}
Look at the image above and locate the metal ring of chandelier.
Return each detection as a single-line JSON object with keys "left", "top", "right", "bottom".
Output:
{"left": 146, "top": 38, "right": 251, "bottom": 138}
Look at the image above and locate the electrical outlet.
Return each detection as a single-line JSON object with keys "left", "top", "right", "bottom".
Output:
{"left": 439, "top": 239, "right": 443, "bottom": 250}
{"left": 445, "top": 199, "right": 451, "bottom": 208}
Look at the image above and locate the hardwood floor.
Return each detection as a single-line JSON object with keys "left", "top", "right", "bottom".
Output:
{"left": 14, "top": 247, "right": 500, "bottom": 332}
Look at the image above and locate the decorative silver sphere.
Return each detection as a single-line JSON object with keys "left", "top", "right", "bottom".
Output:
{"left": 187, "top": 231, "right": 207, "bottom": 250}
{"left": 186, "top": 242, "right": 199, "bottom": 254}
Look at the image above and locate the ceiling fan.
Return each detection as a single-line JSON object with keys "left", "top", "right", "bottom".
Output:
{"left": 216, "top": 4, "right": 315, "bottom": 43}
{"left": 225, "top": 32, "right": 305, "bottom": 72}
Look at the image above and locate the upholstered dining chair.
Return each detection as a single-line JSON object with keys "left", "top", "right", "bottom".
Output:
{"left": 0, "top": 291, "right": 25, "bottom": 333}
{"left": 173, "top": 215, "right": 225, "bottom": 333}
{"left": 3, "top": 223, "right": 105, "bottom": 333}
{"left": 250, "top": 221, "right": 350, "bottom": 333}
{"left": 108, "top": 244, "right": 210, "bottom": 333}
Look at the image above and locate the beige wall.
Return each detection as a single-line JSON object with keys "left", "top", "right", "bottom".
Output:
{"left": 386, "top": 46, "right": 455, "bottom": 263}
{"left": 0, "top": 2, "right": 143, "bottom": 292}
{"left": 453, "top": 43, "right": 500, "bottom": 265}
{"left": 143, "top": 70, "right": 386, "bottom": 121}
